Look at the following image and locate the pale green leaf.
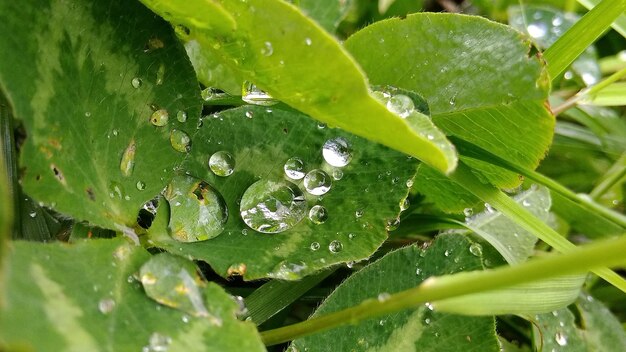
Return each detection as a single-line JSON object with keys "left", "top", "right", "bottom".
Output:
{"left": 530, "top": 307, "right": 587, "bottom": 352}
{"left": 0, "top": 0, "right": 202, "bottom": 231}
{"left": 578, "top": 0, "right": 626, "bottom": 38}
{"left": 576, "top": 293, "right": 626, "bottom": 350}
{"left": 580, "top": 82, "right": 626, "bottom": 106}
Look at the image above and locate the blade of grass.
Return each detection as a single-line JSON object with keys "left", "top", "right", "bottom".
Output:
{"left": 578, "top": 0, "right": 626, "bottom": 37}
{"left": 0, "top": 91, "right": 19, "bottom": 239}
{"left": 544, "top": 0, "right": 625, "bottom": 81}
{"left": 260, "top": 231, "right": 626, "bottom": 345}
{"left": 244, "top": 269, "right": 334, "bottom": 325}
{"left": 590, "top": 152, "right": 626, "bottom": 200}
{"left": 0, "top": 92, "right": 13, "bottom": 273}
{"left": 553, "top": 67, "right": 626, "bottom": 114}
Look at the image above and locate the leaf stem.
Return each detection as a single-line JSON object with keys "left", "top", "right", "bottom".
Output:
{"left": 261, "top": 232, "right": 626, "bottom": 345}
{"left": 589, "top": 152, "right": 626, "bottom": 200}
{"left": 552, "top": 66, "right": 626, "bottom": 115}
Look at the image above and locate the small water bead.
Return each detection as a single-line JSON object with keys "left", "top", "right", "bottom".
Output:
{"left": 176, "top": 110, "right": 187, "bottom": 123}
{"left": 208, "top": 151, "right": 235, "bottom": 177}
{"left": 527, "top": 23, "right": 547, "bottom": 39}
{"left": 355, "top": 209, "right": 363, "bottom": 218}
{"left": 84, "top": 111, "right": 91, "bottom": 118}
{"left": 328, "top": 240, "right": 343, "bottom": 253}
{"left": 283, "top": 157, "right": 305, "bottom": 180}
{"left": 463, "top": 208, "right": 473, "bottom": 217}
{"left": 322, "top": 137, "right": 352, "bottom": 167}
{"left": 469, "top": 243, "right": 483, "bottom": 257}
{"left": 120, "top": 140, "right": 136, "bottom": 177}
{"left": 305, "top": 37, "right": 312, "bottom": 46}
{"left": 377, "top": 292, "right": 391, "bottom": 302}
{"left": 245, "top": 111, "right": 254, "bottom": 119}
{"left": 310, "top": 242, "right": 320, "bottom": 251}
{"left": 406, "top": 179, "right": 414, "bottom": 188}
{"left": 136, "top": 181, "right": 146, "bottom": 190}
{"left": 522, "top": 199, "right": 531, "bottom": 207}
{"left": 348, "top": 233, "right": 356, "bottom": 240}
{"left": 131, "top": 77, "right": 142, "bottom": 88}
{"left": 385, "top": 218, "right": 400, "bottom": 231}
{"left": 170, "top": 129, "right": 191, "bottom": 153}
{"left": 108, "top": 181, "right": 125, "bottom": 199}
{"left": 29, "top": 211, "right": 37, "bottom": 218}
{"left": 150, "top": 109, "right": 169, "bottom": 126}
{"left": 303, "top": 169, "right": 332, "bottom": 196}
{"left": 444, "top": 250, "right": 451, "bottom": 257}
{"left": 156, "top": 64, "right": 165, "bottom": 85}
{"left": 308, "top": 205, "right": 328, "bottom": 224}
{"left": 261, "top": 41, "right": 273, "bottom": 56}
{"left": 145, "top": 332, "right": 172, "bottom": 352}
{"left": 332, "top": 169, "right": 343, "bottom": 181}
{"left": 555, "top": 331, "right": 568, "bottom": 346}
{"left": 239, "top": 179, "right": 307, "bottom": 234}
{"left": 242, "top": 81, "right": 278, "bottom": 106}
{"left": 98, "top": 298, "right": 116, "bottom": 314}
{"left": 400, "top": 198, "right": 410, "bottom": 211}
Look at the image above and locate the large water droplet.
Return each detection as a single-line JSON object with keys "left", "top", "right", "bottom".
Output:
{"left": 140, "top": 253, "right": 211, "bottom": 318}
{"left": 131, "top": 77, "right": 142, "bottom": 89}
{"left": 527, "top": 23, "right": 547, "bottom": 39}
{"left": 328, "top": 240, "right": 343, "bottom": 253}
{"left": 240, "top": 179, "right": 306, "bottom": 233}
{"left": 164, "top": 176, "right": 228, "bottom": 242}
{"left": 303, "top": 169, "right": 332, "bottom": 196}
{"left": 284, "top": 157, "right": 305, "bottom": 180}
{"left": 208, "top": 151, "right": 235, "bottom": 177}
{"left": 120, "top": 140, "right": 136, "bottom": 177}
{"left": 242, "top": 81, "right": 278, "bottom": 106}
{"left": 386, "top": 94, "right": 415, "bottom": 118}
{"left": 469, "top": 243, "right": 483, "bottom": 257}
{"left": 308, "top": 205, "right": 328, "bottom": 224}
{"left": 177, "top": 110, "right": 187, "bottom": 123}
{"left": 385, "top": 218, "right": 400, "bottom": 231}
{"left": 170, "top": 129, "right": 191, "bottom": 153}
{"left": 150, "top": 109, "right": 169, "bottom": 126}
{"left": 322, "top": 137, "right": 352, "bottom": 167}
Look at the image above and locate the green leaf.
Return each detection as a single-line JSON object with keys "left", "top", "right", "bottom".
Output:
{"left": 344, "top": 13, "right": 553, "bottom": 190}
{"left": 576, "top": 293, "right": 626, "bottom": 349}
{"left": 530, "top": 307, "right": 587, "bottom": 352}
{"left": 0, "top": 239, "right": 264, "bottom": 351}
{"left": 147, "top": 105, "right": 418, "bottom": 280}
{"left": 508, "top": 5, "right": 601, "bottom": 86}
{"left": 465, "top": 186, "right": 551, "bottom": 265}
{"left": 290, "top": 234, "right": 500, "bottom": 352}
{"left": 184, "top": 39, "right": 243, "bottom": 95}
{"left": 139, "top": 0, "right": 458, "bottom": 174}
{"left": 297, "top": 0, "right": 353, "bottom": 33}
{"left": 543, "top": 0, "right": 625, "bottom": 80}
{"left": 0, "top": 0, "right": 202, "bottom": 232}
{"left": 578, "top": 0, "right": 626, "bottom": 38}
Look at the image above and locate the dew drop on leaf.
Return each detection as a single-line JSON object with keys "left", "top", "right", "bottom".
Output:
{"left": 131, "top": 77, "right": 142, "bottom": 89}
{"left": 303, "top": 169, "right": 332, "bottom": 195}
{"left": 98, "top": 298, "right": 115, "bottom": 314}
{"left": 242, "top": 81, "right": 278, "bottom": 106}
{"left": 119, "top": 140, "right": 136, "bottom": 177}
{"left": 469, "top": 243, "right": 483, "bottom": 257}
{"left": 140, "top": 253, "right": 211, "bottom": 318}
{"left": 150, "top": 109, "right": 169, "bottom": 126}
{"left": 328, "top": 240, "right": 343, "bottom": 253}
{"left": 136, "top": 181, "right": 146, "bottom": 191}
{"left": 310, "top": 242, "right": 320, "bottom": 251}
{"left": 169, "top": 129, "right": 191, "bottom": 153}
{"left": 176, "top": 110, "right": 187, "bottom": 123}
{"left": 108, "top": 181, "right": 125, "bottom": 199}
{"left": 208, "top": 151, "right": 235, "bottom": 177}
{"left": 385, "top": 217, "right": 400, "bottom": 231}
{"left": 322, "top": 137, "right": 352, "bottom": 167}
{"left": 555, "top": 331, "right": 568, "bottom": 346}
{"left": 386, "top": 94, "right": 415, "bottom": 118}
{"left": 261, "top": 41, "right": 273, "bottom": 56}
{"left": 283, "top": 157, "right": 305, "bottom": 180}
{"left": 239, "top": 179, "right": 307, "bottom": 234}
{"left": 332, "top": 169, "right": 343, "bottom": 181}
{"left": 308, "top": 205, "right": 328, "bottom": 224}
{"left": 144, "top": 332, "right": 172, "bottom": 352}
{"left": 164, "top": 176, "right": 228, "bottom": 242}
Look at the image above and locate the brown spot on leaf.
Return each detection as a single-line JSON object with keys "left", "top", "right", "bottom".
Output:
{"left": 86, "top": 187, "right": 95, "bottom": 201}
{"left": 51, "top": 164, "right": 66, "bottom": 185}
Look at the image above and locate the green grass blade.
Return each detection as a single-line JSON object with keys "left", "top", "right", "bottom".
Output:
{"left": 260, "top": 232, "right": 626, "bottom": 345}
{"left": 244, "top": 269, "right": 334, "bottom": 325}
{"left": 578, "top": 0, "right": 626, "bottom": 37}
{"left": 544, "top": 0, "right": 625, "bottom": 81}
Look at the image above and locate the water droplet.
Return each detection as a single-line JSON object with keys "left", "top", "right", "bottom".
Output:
{"left": 170, "top": 129, "right": 191, "bottom": 153}
{"left": 469, "top": 243, "right": 483, "bottom": 257}
{"left": 261, "top": 41, "right": 273, "bottom": 56}
{"left": 242, "top": 81, "right": 278, "bottom": 106}
{"left": 156, "top": 64, "right": 165, "bottom": 85}
{"left": 484, "top": 203, "right": 495, "bottom": 213}
{"left": 136, "top": 181, "right": 146, "bottom": 190}
{"left": 444, "top": 250, "right": 451, "bottom": 257}
{"left": 144, "top": 332, "right": 172, "bottom": 352}
{"left": 303, "top": 169, "right": 332, "bottom": 195}
{"left": 463, "top": 208, "right": 473, "bottom": 217}
{"left": 140, "top": 253, "right": 212, "bottom": 318}
{"left": 449, "top": 96, "right": 456, "bottom": 106}
{"left": 400, "top": 198, "right": 410, "bottom": 211}
{"left": 522, "top": 199, "right": 531, "bottom": 207}
{"left": 385, "top": 218, "right": 400, "bottom": 231}
{"left": 310, "top": 242, "right": 320, "bottom": 251}
{"left": 131, "top": 77, "right": 142, "bottom": 89}
{"left": 283, "top": 157, "right": 306, "bottom": 180}
{"left": 348, "top": 233, "right": 356, "bottom": 240}
{"left": 416, "top": 267, "right": 422, "bottom": 275}
{"left": 176, "top": 110, "right": 187, "bottom": 123}
{"left": 328, "top": 240, "right": 343, "bottom": 253}
{"left": 28, "top": 211, "right": 37, "bottom": 218}
{"left": 108, "top": 181, "right": 125, "bottom": 199}
{"left": 305, "top": 37, "right": 312, "bottom": 46}
{"left": 150, "top": 109, "right": 169, "bottom": 126}
{"left": 208, "top": 151, "right": 235, "bottom": 177}
{"left": 322, "top": 137, "right": 352, "bottom": 167}
{"left": 406, "top": 179, "right": 414, "bottom": 188}
{"left": 201, "top": 87, "right": 227, "bottom": 101}
{"left": 164, "top": 176, "right": 228, "bottom": 242}
{"left": 84, "top": 111, "right": 91, "bottom": 118}
{"left": 527, "top": 23, "right": 547, "bottom": 39}
{"left": 308, "top": 205, "right": 328, "bottom": 224}
{"left": 377, "top": 292, "right": 391, "bottom": 302}
{"left": 98, "top": 298, "right": 116, "bottom": 314}
{"left": 120, "top": 140, "right": 136, "bottom": 177}
{"left": 386, "top": 94, "right": 415, "bottom": 118}
{"left": 240, "top": 179, "right": 307, "bottom": 233}
{"left": 332, "top": 169, "right": 343, "bottom": 180}
{"left": 355, "top": 209, "right": 363, "bottom": 218}
{"left": 555, "top": 331, "right": 568, "bottom": 346}
{"left": 245, "top": 111, "right": 254, "bottom": 119}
